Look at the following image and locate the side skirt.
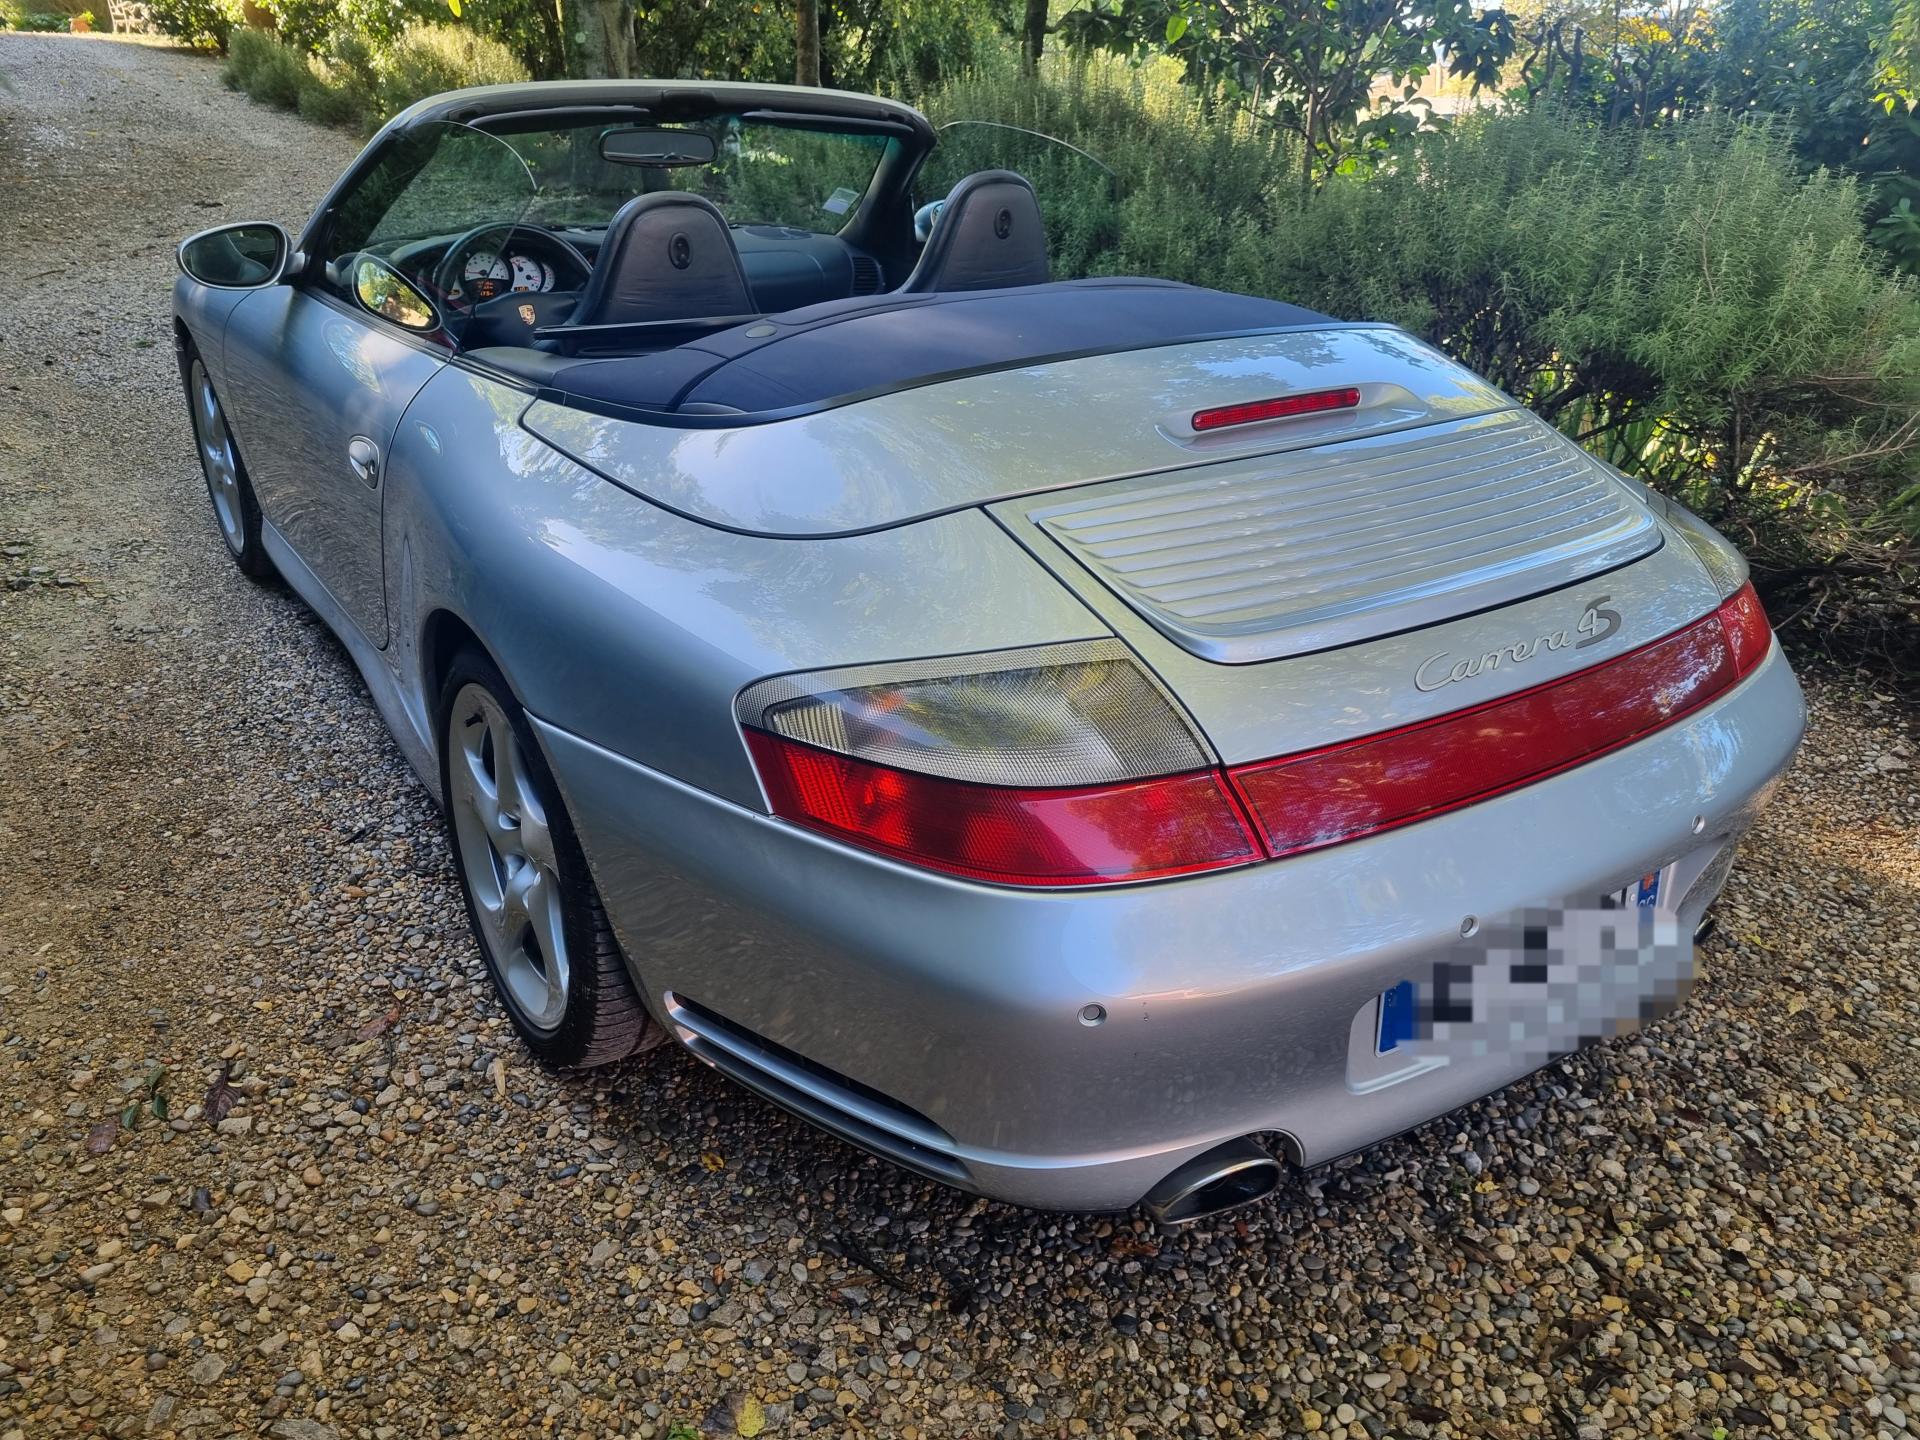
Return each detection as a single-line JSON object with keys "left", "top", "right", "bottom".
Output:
{"left": 260, "top": 519, "right": 442, "bottom": 802}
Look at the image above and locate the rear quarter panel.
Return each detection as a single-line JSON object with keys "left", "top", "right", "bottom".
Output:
{"left": 380, "top": 366, "right": 1114, "bottom": 806}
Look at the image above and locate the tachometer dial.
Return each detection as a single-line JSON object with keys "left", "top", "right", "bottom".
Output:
{"left": 463, "top": 249, "right": 510, "bottom": 301}
{"left": 509, "top": 254, "right": 554, "bottom": 293}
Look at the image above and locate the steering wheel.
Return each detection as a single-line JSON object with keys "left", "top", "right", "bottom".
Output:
{"left": 429, "top": 221, "right": 593, "bottom": 311}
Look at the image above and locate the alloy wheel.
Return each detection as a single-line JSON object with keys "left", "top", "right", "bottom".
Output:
{"left": 188, "top": 359, "right": 245, "bottom": 555}
{"left": 446, "top": 683, "right": 571, "bottom": 1032}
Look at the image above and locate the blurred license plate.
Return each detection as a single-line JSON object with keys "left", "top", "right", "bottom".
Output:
{"left": 1374, "top": 868, "right": 1673, "bottom": 1055}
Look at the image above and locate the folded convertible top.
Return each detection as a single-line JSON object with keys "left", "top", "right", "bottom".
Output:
{"left": 531, "top": 279, "right": 1332, "bottom": 420}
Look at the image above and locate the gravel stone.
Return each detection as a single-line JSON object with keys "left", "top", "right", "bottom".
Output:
{"left": 3, "top": 30, "right": 1918, "bottom": 1440}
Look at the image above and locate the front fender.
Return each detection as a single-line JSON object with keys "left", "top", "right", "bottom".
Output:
{"left": 381, "top": 366, "right": 1112, "bottom": 809}
{"left": 171, "top": 274, "right": 252, "bottom": 390}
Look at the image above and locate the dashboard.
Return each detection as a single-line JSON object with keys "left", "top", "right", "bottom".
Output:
{"left": 388, "top": 220, "right": 889, "bottom": 337}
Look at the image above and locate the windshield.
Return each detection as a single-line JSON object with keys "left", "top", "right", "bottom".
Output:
{"left": 491, "top": 118, "right": 891, "bottom": 234}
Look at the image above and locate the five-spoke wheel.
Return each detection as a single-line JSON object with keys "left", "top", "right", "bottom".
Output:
{"left": 184, "top": 348, "right": 272, "bottom": 578}
{"left": 438, "top": 648, "right": 654, "bottom": 1066}
{"left": 448, "top": 684, "right": 572, "bottom": 1031}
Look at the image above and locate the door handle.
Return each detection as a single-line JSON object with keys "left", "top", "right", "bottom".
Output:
{"left": 347, "top": 436, "right": 380, "bottom": 487}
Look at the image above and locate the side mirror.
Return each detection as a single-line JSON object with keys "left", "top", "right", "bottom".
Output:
{"left": 351, "top": 256, "right": 440, "bottom": 332}
{"left": 178, "top": 222, "right": 293, "bottom": 288}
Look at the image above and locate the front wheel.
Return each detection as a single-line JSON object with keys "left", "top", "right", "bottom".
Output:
{"left": 184, "top": 350, "right": 273, "bottom": 580}
{"left": 438, "top": 648, "right": 656, "bottom": 1067}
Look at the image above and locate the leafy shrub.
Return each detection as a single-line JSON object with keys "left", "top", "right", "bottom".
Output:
{"left": 296, "top": 28, "right": 379, "bottom": 127}
{"left": 923, "top": 63, "right": 1920, "bottom": 658}
{"left": 10, "top": 11, "right": 69, "bottom": 28}
{"left": 296, "top": 57, "right": 369, "bottom": 126}
{"left": 373, "top": 22, "right": 526, "bottom": 118}
{"left": 146, "top": 0, "right": 237, "bottom": 49}
{"left": 225, "top": 24, "right": 307, "bottom": 107}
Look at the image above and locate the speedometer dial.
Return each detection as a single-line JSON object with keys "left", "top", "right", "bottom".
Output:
{"left": 509, "top": 254, "right": 553, "bottom": 293}
{"left": 463, "top": 250, "right": 510, "bottom": 301}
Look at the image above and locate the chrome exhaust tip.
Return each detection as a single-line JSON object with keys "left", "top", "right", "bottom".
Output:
{"left": 1142, "top": 1138, "right": 1283, "bottom": 1229}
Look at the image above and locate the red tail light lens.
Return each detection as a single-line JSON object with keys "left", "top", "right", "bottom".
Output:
{"left": 1228, "top": 588, "right": 1771, "bottom": 858}
{"left": 1716, "top": 582, "right": 1771, "bottom": 677}
{"left": 1190, "top": 387, "right": 1361, "bottom": 433}
{"left": 742, "top": 591, "right": 1772, "bottom": 885}
{"left": 745, "top": 729, "right": 1262, "bottom": 886}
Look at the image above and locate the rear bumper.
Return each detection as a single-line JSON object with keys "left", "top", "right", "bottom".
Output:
{"left": 536, "top": 642, "right": 1805, "bottom": 1211}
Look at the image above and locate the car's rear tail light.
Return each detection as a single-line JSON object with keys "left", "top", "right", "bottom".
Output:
{"left": 1716, "top": 582, "right": 1771, "bottom": 678}
{"left": 1190, "top": 387, "right": 1361, "bottom": 433}
{"left": 736, "top": 641, "right": 1262, "bottom": 885}
{"left": 745, "top": 732, "right": 1261, "bottom": 885}
{"left": 1228, "top": 591, "right": 1770, "bottom": 858}
{"left": 742, "top": 595, "right": 1773, "bottom": 885}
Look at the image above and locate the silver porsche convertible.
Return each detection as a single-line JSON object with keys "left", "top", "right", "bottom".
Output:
{"left": 173, "top": 79, "right": 1805, "bottom": 1224}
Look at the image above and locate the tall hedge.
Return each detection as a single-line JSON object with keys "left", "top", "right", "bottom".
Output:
{"left": 925, "top": 63, "right": 1920, "bottom": 653}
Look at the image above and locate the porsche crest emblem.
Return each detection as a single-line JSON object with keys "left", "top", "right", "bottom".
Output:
{"left": 518, "top": 303, "right": 537, "bottom": 326}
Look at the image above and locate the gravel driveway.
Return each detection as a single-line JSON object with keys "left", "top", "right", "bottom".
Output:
{"left": 4, "top": 32, "right": 1920, "bottom": 1440}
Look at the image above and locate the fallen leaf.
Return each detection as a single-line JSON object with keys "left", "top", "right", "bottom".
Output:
{"left": 699, "top": 1151, "right": 726, "bottom": 1172}
{"left": 152, "top": 1092, "right": 169, "bottom": 1121}
{"left": 121, "top": 1101, "right": 141, "bottom": 1131}
{"left": 1549, "top": 1316, "right": 1599, "bottom": 1361}
{"left": 1455, "top": 1236, "right": 1494, "bottom": 1265}
{"left": 732, "top": 1393, "right": 767, "bottom": 1437}
{"left": 85, "top": 1119, "right": 119, "bottom": 1154}
{"left": 355, "top": 1003, "right": 403, "bottom": 1040}
{"left": 203, "top": 1061, "right": 237, "bottom": 1125}
{"left": 1407, "top": 1403, "right": 1447, "bottom": 1423}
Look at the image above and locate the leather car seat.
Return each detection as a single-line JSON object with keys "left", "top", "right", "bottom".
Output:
{"left": 898, "top": 170, "right": 1050, "bottom": 294}
{"left": 567, "top": 191, "right": 756, "bottom": 329}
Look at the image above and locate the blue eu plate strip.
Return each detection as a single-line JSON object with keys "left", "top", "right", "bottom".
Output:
{"left": 1377, "top": 979, "right": 1417, "bottom": 1055}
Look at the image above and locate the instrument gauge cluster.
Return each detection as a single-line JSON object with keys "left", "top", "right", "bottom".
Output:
{"left": 459, "top": 248, "right": 556, "bottom": 303}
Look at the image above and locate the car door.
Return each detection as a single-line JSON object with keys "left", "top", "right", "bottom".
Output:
{"left": 217, "top": 122, "right": 535, "bottom": 648}
{"left": 220, "top": 287, "right": 442, "bottom": 647}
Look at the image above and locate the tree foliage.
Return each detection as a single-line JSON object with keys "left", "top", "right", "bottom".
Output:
{"left": 1059, "top": 0, "right": 1516, "bottom": 187}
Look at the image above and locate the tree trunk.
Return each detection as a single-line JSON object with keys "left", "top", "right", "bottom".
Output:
{"left": 795, "top": 0, "right": 822, "bottom": 85}
{"left": 567, "top": 0, "right": 635, "bottom": 77}
{"left": 1021, "top": 0, "right": 1047, "bottom": 72}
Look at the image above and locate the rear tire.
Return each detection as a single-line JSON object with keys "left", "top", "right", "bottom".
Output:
{"left": 183, "top": 346, "right": 273, "bottom": 581}
{"left": 438, "top": 647, "right": 654, "bottom": 1068}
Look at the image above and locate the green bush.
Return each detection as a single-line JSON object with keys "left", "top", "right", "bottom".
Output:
{"left": 292, "top": 29, "right": 378, "bottom": 127}
{"left": 221, "top": 21, "right": 521, "bottom": 131}
{"left": 921, "top": 63, "right": 1920, "bottom": 655}
{"left": 296, "top": 58, "right": 368, "bottom": 127}
{"left": 373, "top": 22, "right": 527, "bottom": 119}
{"left": 146, "top": 0, "right": 237, "bottom": 49}
{"left": 10, "top": 11, "right": 69, "bottom": 28}
{"left": 225, "top": 25, "right": 308, "bottom": 107}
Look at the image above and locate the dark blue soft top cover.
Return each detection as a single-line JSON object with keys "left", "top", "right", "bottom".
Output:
{"left": 542, "top": 278, "right": 1332, "bottom": 418}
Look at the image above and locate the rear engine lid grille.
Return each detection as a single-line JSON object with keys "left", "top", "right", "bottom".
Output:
{"left": 1025, "top": 411, "right": 1662, "bottom": 662}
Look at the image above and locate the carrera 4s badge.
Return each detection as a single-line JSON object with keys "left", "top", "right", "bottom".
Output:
{"left": 1415, "top": 596, "right": 1624, "bottom": 693}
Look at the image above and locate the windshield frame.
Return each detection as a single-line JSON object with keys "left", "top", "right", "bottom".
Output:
{"left": 298, "top": 85, "right": 935, "bottom": 286}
